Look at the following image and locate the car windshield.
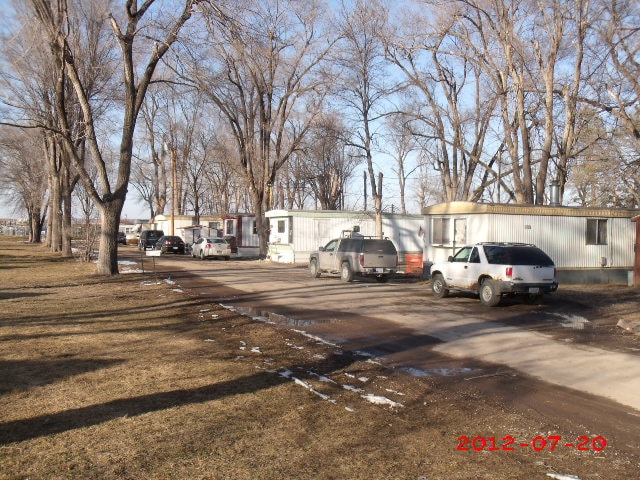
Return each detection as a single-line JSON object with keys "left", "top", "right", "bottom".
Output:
{"left": 483, "top": 245, "right": 554, "bottom": 266}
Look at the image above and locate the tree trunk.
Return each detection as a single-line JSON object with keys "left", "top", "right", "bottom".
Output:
{"left": 49, "top": 177, "right": 63, "bottom": 252}
{"left": 96, "top": 196, "right": 125, "bottom": 275}
{"left": 61, "top": 172, "right": 74, "bottom": 258}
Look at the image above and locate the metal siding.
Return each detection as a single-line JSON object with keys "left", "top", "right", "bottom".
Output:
{"left": 266, "top": 210, "right": 423, "bottom": 263}
{"left": 423, "top": 212, "right": 635, "bottom": 269}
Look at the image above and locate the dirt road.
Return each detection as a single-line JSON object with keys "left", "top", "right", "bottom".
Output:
{"left": 139, "top": 252, "right": 640, "bottom": 453}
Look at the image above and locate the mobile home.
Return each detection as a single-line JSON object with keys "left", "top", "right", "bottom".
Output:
{"left": 152, "top": 215, "right": 223, "bottom": 244}
{"left": 222, "top": 214, "right": 260, "bottom": 257}
{"left": 265, "top": 209, "right": 425, "bottom": 273}
{"left": 422, "top": 202, "right": 639, "bottom": 285}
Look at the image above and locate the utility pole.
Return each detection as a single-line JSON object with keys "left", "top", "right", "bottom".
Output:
{"left": 171, "top": 146, "right": 176, "bottom": 236}
{"left": 363, "top": 170, "right": 367, "bottom": 211}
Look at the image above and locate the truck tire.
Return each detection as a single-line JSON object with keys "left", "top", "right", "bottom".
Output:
{"left": 479, "top": 278, "right": 501, "bottom": 307}
{"left": 431, "top": 273, "right": 449, "bottom": 298}
{"left": 309, "top": 259, "right": 321, "bottom": 278}
{"left": 340, "top": 262, "right": 353, "bottom": 282}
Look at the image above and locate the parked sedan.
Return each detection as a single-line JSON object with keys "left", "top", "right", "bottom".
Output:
{"left": 191, "top": 237, "right": 231, "bottom": 260}
{"left": 154, "top": 235, "right": 186, "bottom": 254}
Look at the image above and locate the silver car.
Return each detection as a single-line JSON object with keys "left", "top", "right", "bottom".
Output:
{"left": 191, "top": 237, "right": 231, "bottom": 260}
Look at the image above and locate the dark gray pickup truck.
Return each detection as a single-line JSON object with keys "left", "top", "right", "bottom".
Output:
{"left": 308, "top": 234, "right": 398, "bottom": 283}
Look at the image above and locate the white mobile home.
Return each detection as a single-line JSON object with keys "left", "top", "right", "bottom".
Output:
{"left": 152, "top": 215, "right": 223, "bottom": 244}
{"left": 422, "top": 202, "right": 639, "bottom": 285}
{"left": 265, "top": 209, "right": 425, "bottom": 273}
{"left": 222, "top": 214, "right": 260, "bottom": 256}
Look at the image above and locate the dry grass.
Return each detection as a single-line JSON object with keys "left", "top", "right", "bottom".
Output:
{"left": 1, "top": 236, "right": 638, "bottom": 480}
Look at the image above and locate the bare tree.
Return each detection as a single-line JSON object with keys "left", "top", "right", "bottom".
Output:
{"left": 298, "top": 115, "right": 358, "bottom": 210}
{"left": 0, "top": 128, "right": 49, "bottom": 242}
{"left": 191, "top": 0, "right": 334, "bottom": 255}
{"left": 381, "top": 115, "right": 420, "bottom": 214}
{"left": 385, "top": 4, "right": 501, "bottom": 205}
{"left": 27, "top": 0, "right": 198, "bottom": 274}
{"left": 336, "top": 0, "right": 393, "bottom": 236}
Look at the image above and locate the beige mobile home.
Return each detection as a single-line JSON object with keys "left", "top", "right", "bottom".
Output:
{"left": 422, "top": 202, "right": 639, "bottom": 284}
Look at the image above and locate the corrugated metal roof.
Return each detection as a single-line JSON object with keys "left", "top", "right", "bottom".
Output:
{"left": 421, "top": 201, "right": 639, "bottom": 218}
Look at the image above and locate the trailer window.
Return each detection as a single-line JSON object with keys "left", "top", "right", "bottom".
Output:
{"left": 586, "top": 219, "right": 607, "bottom": 245}
{"left": 225, "top": 219, "right": 234, "bottom": 235}
{"left": 432, "top": 218, "right": 450, "bottom": 245}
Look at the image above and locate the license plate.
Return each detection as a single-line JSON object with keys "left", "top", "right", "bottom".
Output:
{"left": 528, "top": 287, "right": 540, "bottom": 294}
{"left": 171, "top": 247, "right": 178, "bottom": 250}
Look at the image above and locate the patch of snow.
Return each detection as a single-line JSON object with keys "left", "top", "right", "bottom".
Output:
{"left": 204, "top": 339, "right": 215, "bottom": 342}
{"left": 546, "top": 474, "right": 582, "bottom": 480}
{"left": 385, "top": 389, "right": 405, "bottom": 396}
{"left": 291, "top": 329, "right": 338, "bottom": 347}
{"left": 361, "top": 394, "right": 403, "bottom": 408}
{"left": 292, "top": 377, "right": 331, "bottom": 401}
{"left": 307, "top": 372, "right": 336, "bottom": 384}
{"left": 250, "top": 346, "right": 262, "bottom": 353}
{"left": 343, "top": 384, "right": 364, "bottom": 393}
{"left": 553, "top": 313, "right": 590, "bottom": 330}
{"left": 358, "top": 376, "right": 369, "bottom": 382}
{"left": 399, "top": 366, "right": 474, "bottom": 377}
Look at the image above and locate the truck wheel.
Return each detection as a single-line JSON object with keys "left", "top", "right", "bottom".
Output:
{"left": 479, "top": 279, "right": 501, "bottom": 307}
{"left": 431, "top": 273, "right": 449, "bottom": 298}
{"left": 309, "top": 259, "right": 321, "bottom": 278}
{"left": 199, "top": 250, "right": 205, "bottom": 261}
{"left": 340, "top": 262, "right": 353, "bottom": 282}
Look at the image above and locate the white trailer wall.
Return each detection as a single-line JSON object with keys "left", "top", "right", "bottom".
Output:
{"left": 266, "top": 210, "right": 424, "bottom": 264}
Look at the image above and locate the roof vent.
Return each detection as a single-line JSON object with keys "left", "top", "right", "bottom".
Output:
{"left": 549, "top": 180, "right": 561, "bottom": 206}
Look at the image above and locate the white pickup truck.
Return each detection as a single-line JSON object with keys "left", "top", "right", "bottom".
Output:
{"left": 429, "top": 242, "right": 558, "bottom": 306}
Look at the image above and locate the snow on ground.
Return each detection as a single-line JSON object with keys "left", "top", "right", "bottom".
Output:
{"left": 546, "top": 474, "right": 582, "bottom": 480}
{"left": 552, "top": 313, "right": 591, "bottom": 330}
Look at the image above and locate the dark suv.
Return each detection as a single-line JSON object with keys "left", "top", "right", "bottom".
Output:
{"left": 138, "top": 230, "right": 164, "bottom": 250}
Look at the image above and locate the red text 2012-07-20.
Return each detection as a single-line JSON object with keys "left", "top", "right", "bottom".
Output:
{"left": 457, "top": 435, "right": 607, "bottom": 452}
